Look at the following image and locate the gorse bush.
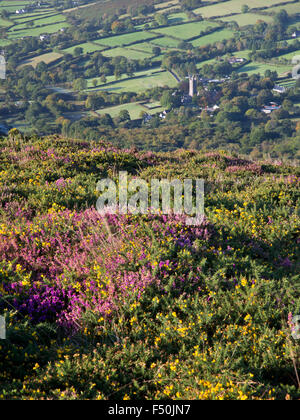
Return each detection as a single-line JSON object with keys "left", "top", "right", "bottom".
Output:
{"left": 0, "top": 133, "right": 299, "bottom": 399}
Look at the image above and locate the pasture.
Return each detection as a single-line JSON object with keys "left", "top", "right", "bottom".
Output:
{"left": 62, "top": 42, "right": 107, "bottom": 55}
{"left": 191, "top": 29, "right": 235, "bottom": 47}
{"left": 19, "top": 51, "right": 63, "bottom": 68}
{"left": 7, "top": 22, "right": 69, "bottom": 39}
{"left": 90, "top": 69, "right": 177, "bottom": 93}
{"left": 0, "top": 1, "right": 32, "bottom": 13}
{"left": 0, "top": 17, "right": 13, "bottom": 27}
{"left": 152, "top": 20, "right": 220, "bottom": 40}
{"left": 10, "top": 13, "right": 66, "bottom": 29}
{"left": 233, "top": 50, "right": 252, "bottom": 59}
{"left": 236, "top": 61, "right": 293, "bottom": 76}
{"left": 154, "top": 0, "right": 180, "bottom": 10}
{"left": 276, "top": 49, "right": 300, "bottom": 61}
{"left": 193, "top": 0, "right": 296, "bottom": 18}
{"left": 0, "top": 2, "right": 68, "bottom": 41}
{"left": 128, "top": 41, "right": 159, "bottom": 54}
{"left": 94, "top": 31, "right": 160, "bottom": 48}
{"left": 265, "top": 2, "right": 300, "bottom": 15}
{"left": 87, "top": 68, "right": 162, "bottom": 88}
{"left": 95, "top": 101, "right": 164, "bottom": 119}
{"left": 150, "top": 36, "right": 182, "bottom": 48}
{"left": 167, "top": 12, "right": 189, "bottom": 24}
{"left": 101, "top": 47, "right": 152, "bottom": 60}
{"left": 220, "top": 13, "right": 274, "bottom": 26}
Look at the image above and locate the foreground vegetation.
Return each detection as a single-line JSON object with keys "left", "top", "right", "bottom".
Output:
{"left": 0, "top": 131, "right": 299, "bottom": 400}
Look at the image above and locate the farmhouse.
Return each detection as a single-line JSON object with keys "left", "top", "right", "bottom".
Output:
{"left": 204, "top": 104, "right": 220, "bottom": 113}
{"left": 261, "top": 103, "right": 281, "bottom": 114}
{"left": 40, "top": 34, "right": 50, "bottom": 42}
{"left": 159, "top": 110, "right": 169, "bottom": 119}
{"left": 273, "top": 85, "right": 286, "bottom": 94}
{"left": 228, "top": 57, "right": 245, "bottom": 65}
{"left": 292, "top": 31, "right": 300, "bottom": 38}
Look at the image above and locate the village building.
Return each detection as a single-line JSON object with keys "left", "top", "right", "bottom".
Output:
{"left": 228, "top": 57, "right": 245, "bottom": 65}
{"left": 292, "top": 30, "right": 300, "bottom": 38}
{"left": 273, "top": 85, "right": 286, "bottom": 94}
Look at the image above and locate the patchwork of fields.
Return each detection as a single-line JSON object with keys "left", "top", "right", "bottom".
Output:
{"left": 0, "top": 2, "right": 68, "bottom": 40}
{"left": 0, "top": 0, "right": 299, "bottom": 112}
{"left": 266, "top": 2, "right": 300, "bottom": 14}
{"left": 193, "top": 0, "right": 297, "bottom": 18}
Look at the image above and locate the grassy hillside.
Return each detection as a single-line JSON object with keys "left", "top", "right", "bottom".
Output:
{"left": 0, "top": 131, "right": 299, "bottom": 400}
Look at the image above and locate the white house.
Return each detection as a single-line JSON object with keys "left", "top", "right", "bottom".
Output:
{"left": 292, "top": 31, "right": 300, "bottom": 38}
{"left": 40, "top": 34, "right": 50, "bottom": 42}
{"left": 273, "top": 85, "right": 286, "bottom": 94}
{"left": 228, "top": 57, "right": 245, "bottom": 65}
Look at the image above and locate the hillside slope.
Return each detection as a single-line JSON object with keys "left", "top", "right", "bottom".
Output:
{"left": 0, "top": 131, "right": 299, "bottom": 400}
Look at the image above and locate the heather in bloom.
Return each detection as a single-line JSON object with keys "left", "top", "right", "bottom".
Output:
{"left": 0, "top": 136, "right": 299, "bottom": 400}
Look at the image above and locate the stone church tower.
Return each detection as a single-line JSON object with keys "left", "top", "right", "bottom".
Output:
{"left": 189, "top": 75, "right": 197, "bottom": 97}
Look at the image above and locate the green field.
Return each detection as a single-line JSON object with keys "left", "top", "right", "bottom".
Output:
{"left": 19, "top": 51, "right": 63, "bottom": 68}
{"left": 152, "top": 20, "right": 220, "bottom": 40}
{"left": 11, "top": 10, "right": 56, "bottom": 24}
{"left": 191, "top": 29, "right": 235, "bottom": 47}
{"left": 196, "top": 57, "right": 219, "bottom": 69}
{"left": 154, "top": 0, "right": 180, "bottom": 10}
{"left": 89, "top": 69, "right": 177, "bottom": 93}
{"left": 7, "top": 22, "right": 69, "bottom": 39}
{"left": 95, "top": 101, "right": 164, "bottom": 119}
{"left": 13, "top": 8, "right": 56, "bottom": 23}
{"left": 166, "top": 12, "right": 189, "bottom": 24}
{"left": 0, "top": 3, "right": 68, "bottom": 41}
{"left": 101, "top": 47, "right": 152, "bottom": 60}
{"left": 276, "top": 49, "right": 300, "bottom": 60}
{"left": 87, "top": 68, "right": 161, "bottom": 88}
{"left": 63, "top": 42, "right": 106, "bottom": 55}
{"left": 220, "top": 12, "right": 274, "bottom": 26}
{"left": 277, "top": 78, "right": 297, "bottom": 88}
{"left": 0, "top": 17, "right": 13, "bottom": 27}
{"left": 129, "top": 41, "right": 159, "bottom": 54}
{"left": 193, "top": 0, "right": 296, "bottom": 18}
{"left": 95, "top": 31, "right": 160, "bottom": 48}
{"left": 236, "top": 61, "right": 293, "bottom": 76}
{"left": 150, "top": 36, "right": 182, "bottom": 48}
{"left": 9, "top": 13, "right": 66, "bottom": 31}
{"left": 233, "top": 50, "right": 252, "bottom": 59}
{"left": 0, "top": 39, "right": 11, "bottom": 46}
{"left": 0, "top": 1, "right": 32, "bottom": 13}
{"left": 196, "top": 49, "right": 252, "bottom": 69}
{"left": 265, "top": 2, "right": 300, "bottom": 15}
